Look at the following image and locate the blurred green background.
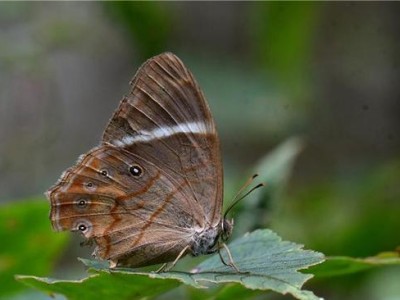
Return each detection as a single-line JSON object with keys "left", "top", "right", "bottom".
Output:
{"left": 1, "top": 2, "right": 399, "bottom": 300}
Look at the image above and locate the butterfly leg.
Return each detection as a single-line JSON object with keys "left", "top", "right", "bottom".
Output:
{"left": 156, "top": 245, "right": 190, "bottom": 273}
{"left": 155, "top": 263, "right": 169, "bottom": 273}
{"left": 109, "top": 260, "right": 118, "bottom": 269}
{"left": 218, "top": 242, "right": 240, "bottom": 272}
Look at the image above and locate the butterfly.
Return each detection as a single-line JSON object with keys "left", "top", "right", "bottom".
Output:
{"left": 46, "top": 52, "right": 236, "bottom": 270}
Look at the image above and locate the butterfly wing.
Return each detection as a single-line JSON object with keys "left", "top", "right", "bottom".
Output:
{"left": 103, "top": 53, "right": 223, "bottom": 225}
{"left": 47, "top": 53, "right": 223, "bottom": 267}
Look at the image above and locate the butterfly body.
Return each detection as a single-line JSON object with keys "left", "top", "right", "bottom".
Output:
{"left": 47, "top": 53, "right": 231, "bottom": 268}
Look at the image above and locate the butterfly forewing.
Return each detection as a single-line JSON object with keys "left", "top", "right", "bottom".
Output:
{"left": 102, "top": 53, "right": 216, "bottom": 143}
{"left": 47, "top": 53, "right": 224, "bottom": 267}
{"left": 103, "top": 53, "right": 223, "bottom": 226}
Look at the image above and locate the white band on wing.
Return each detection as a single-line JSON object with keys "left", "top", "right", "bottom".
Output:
{"left": 112, "top": 121, "right": 209, "bottom": 147}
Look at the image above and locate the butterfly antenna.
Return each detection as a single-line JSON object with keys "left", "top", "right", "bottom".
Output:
{"left": 223, "top": 174, "right": 264, "bottom": 220}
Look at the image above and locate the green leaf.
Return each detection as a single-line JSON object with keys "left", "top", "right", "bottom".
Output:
{"left": 17, "top": 272, "right": 180, "bottom": 300}
{"left": 0, "top": 199, "right": 69, "bottom": 298}
{"left": 17, "top": 229, "right": 324, "bottom": 300}
{"left": 273, "top": 159, "right": 400, "bottom": 258}
{"left": 253, "top": 137, "right": 304, "bottom": 208}
{"left": 211, "top": 283, "right": 262, "bottom": 300}
{"left": 308, "top": 252, "right": 400, "bottom": 278}
{"left": 235, "top": 137, "right": 304, "bottom": 235}
{"left": 193, "top": 229, "right": 324, "bottom": 299}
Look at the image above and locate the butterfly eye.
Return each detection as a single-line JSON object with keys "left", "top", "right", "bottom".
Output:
{"left": 78, "top": 224, "right": 87, "bottom": 232}
{"left": 129, "top": 165, "right": 143, "bottom": 177}
{"left": 100, "top": 169, "right": 108, "bottom": 177}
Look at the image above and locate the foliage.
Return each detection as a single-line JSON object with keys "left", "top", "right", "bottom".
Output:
{"left": 252, "top": 3, "right": 320, "bottom": 99}
{"left": 309, "top": 252, "right": 400, "bottom": 278}
{"left": 3, "top": 139, "right": 398, "bottom": 299}
{"left": 0, "top": 199, "right": 69, "bottom": 298}
{"left": 102, "top": 2, "right": 172, "bottom": 59}
{"left": 18, "top": 229, "right": 325, "bottom": 300}
{"left": 272, "top": 159, "right": 400, "bottom": 258}
{"left": 1, "top": 2, "right": 400, "bottom": 299}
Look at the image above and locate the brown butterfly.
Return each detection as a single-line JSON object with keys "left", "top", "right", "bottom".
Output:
{"left": 46, "top": 53, "right": 236, "bottom": 270}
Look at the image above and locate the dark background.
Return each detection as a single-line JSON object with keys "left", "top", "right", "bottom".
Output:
{"left": 1, "top": 2, "right": 399, "bottom": 299}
